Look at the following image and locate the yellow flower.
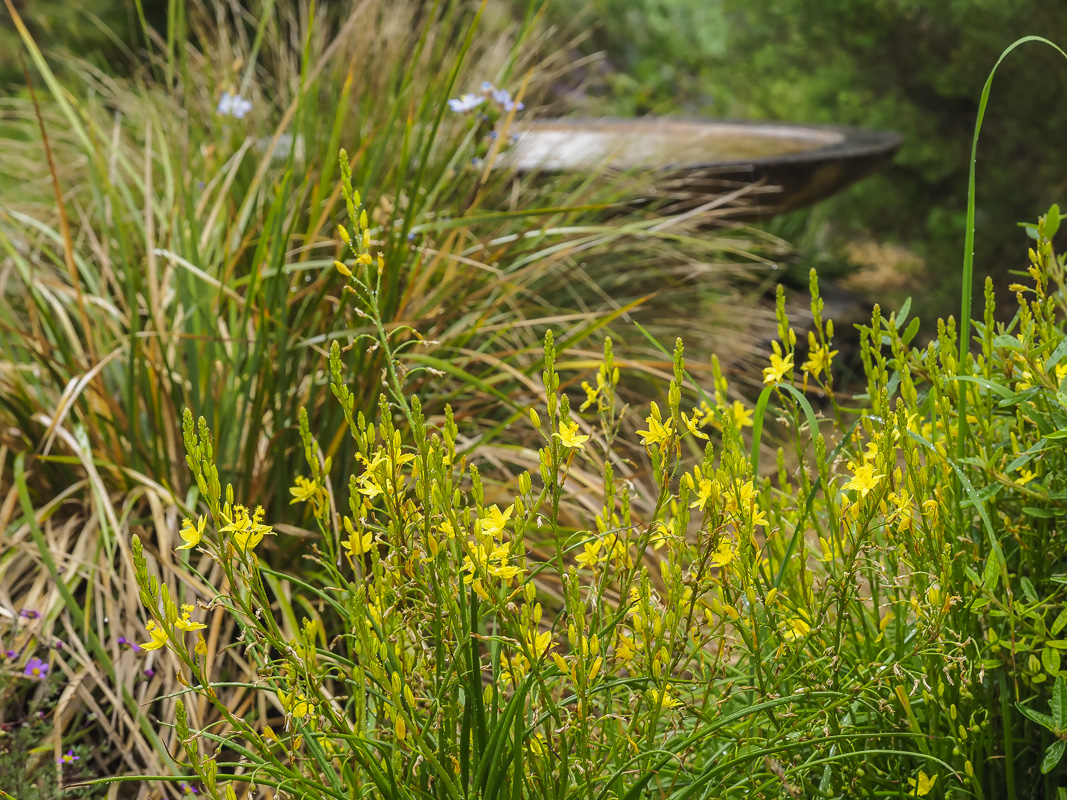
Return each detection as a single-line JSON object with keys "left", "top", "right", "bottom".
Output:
{"left": 357, "top": 472, "right": 384, "bottom": 499}
{"left": 886, "top": 490, "right": 914, "bottom": 532}
{"left": 614, "top": 635, "right": 635, "bottom": 664}
{"left": 489, "top": 559, "right": 522, "bottom": 584}
{"left": 281, "top": 690, "right": 311, "bottom": 718}
{"left": 1016, "top": 467, "right": 1036, "bottom": 486}
{"left": 527, "top": 629, "right": 553, "bottom": 657}
{"left": 749, "top": 506, "right": 769, "bottom": 528}
{"left": 341, "top": 517, "right": 374, "bottom": 556}
{"left": 681, "top": 410, "right": 710, "bottom": 440}
{"left": 726, "top": 400, "right": 753, "bottom": 429}
{"left": 780, "top": 615, "right": 811, "bottom": 642}
{"left": 801, "top": 333, "right": 838, "bottom": 380}
{"left": 690, "top": 478, "right": 717, "bottom": 510}
{"left": 907, "top": 770, "right": 936, "bottom": 797}
{"left": 818, "top": 535, "right": 842, "bottom": 563}
{"left": 579, "top": 377, "right": 603, "bottom": 412}
{"left": 176, "top": 516, "right": 206, "bottom": 551}
{"left": 649, "top": 527, "right": 672, "bottom": 551}
{"left": 289, "top": 476, "right": 327, "bottom": 511}
{"left": 140, "top": 620, "right": 168, "bottom": 651}
{"left": 647, "top": 684, "right": 682, "bottom": 709}
{"left": 710, "top": 538, "right": 735, "bottom": 568}
{"left": 637, "top": 402, "right": 674, "bottom": 448}
{"left": 175, "top": 604, "right": 207, "bottom": 632}
{"left": 607, "top": 536, "right": 633, "bottom": 569}
{"left": 842, "top": 461, "right": 883, "bottom": 498}
{"left": 500, "top": 654, "right": 529, "bottom": 685}
{"left": 219, "top": 505, "right": 275, "bottom": 551}
{"left": 557, "top": 419, "right": 589, "bottom": 449}
{"left": 724, "top": 479, "right": 757, "bottom": 516}
{"left": 762, "top": 343, "right": 794, "bottom": 386}
{"left": 529, "top": 732, "right": 547, "bottom": 756}
{"left": 575, "top": 539, "right": 603, "bottom": 569}
{"left": 479, "top": 504, "right": 513, "bottom": 539}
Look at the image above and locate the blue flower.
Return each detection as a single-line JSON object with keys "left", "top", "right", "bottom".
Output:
{"left": 447, "top": 94, "right": 486, "bottom": 113}
{"left": 23, "top": 657, "right": 48, "bottom": 680}
{"left": 57, "top": 749, "right": 80, "bottom": 765}
{"left": 491, "top": 88, "right": 524, "bottom": 112}
{"left": 217, "top": 92, "right": 252, "bottom": 119}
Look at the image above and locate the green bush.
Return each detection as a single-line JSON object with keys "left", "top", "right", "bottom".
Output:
{"left": 0, "top": 0, "right": 149, "bottom": 85}
{"left": 553, "top": 0, "right": 1067, "bottom": 320}
{"left": 125, "top": 143, "right": 1067, "bottom": 794}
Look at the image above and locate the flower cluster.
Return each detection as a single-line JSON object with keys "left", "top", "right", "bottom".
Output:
{"left": 216, "top": 91, "right": 252, "bottom": 119}
{"left": 447, "top": 81, "right": 525, "bottom": 114}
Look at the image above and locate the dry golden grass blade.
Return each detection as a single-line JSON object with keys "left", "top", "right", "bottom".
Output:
{"left": 38, "top": 346, "right": 126, "bottom": 458}
{"left": 19, "top": 35, "right": 93, "bottom": 366}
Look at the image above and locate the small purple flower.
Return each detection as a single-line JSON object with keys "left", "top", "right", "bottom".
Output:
{"left": 407, "top": 232, "right": 416, "bottom": 242}
{"left": 447, "top": 94, "right": 485, "bottom": 113}
{"left": 491, "top": 88, "right": 524, "bottom": 113}
{"left": 481, "top": 81, "right": 495, "bottom": 91}
{"left": 57, "top": 749, "right": 80, "bottom": 765}
{"left": 179, "top": 782, "right": 200, "bottom": 795}
{"left": 488, "top": 130, "right": 499, "bottom": 140}
{"left": 23, "top": 657, "right": 48, "bottom": 680}
{"left": 217, "top": 92, "right": 252, "bottom": 119}
{"left": 20, "top": 609, "right": 40, "bottom": 620}
{"left": 144, "top": 667, "right": 155, "bottom": 678}
{"left": 4, "top": 650, "right": 16, "bottom": 659}
{"left": 117, "top": 636, "right": 141, "bottom": 652}
{"left": 53, "top": 639, "right": 64, "bottom": 650}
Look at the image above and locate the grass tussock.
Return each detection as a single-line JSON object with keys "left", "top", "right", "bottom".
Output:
{"left": 0, "top": 0, "right": 782, "bottom": 789}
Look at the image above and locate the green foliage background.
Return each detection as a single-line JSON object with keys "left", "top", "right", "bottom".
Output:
{"left": 0, "top": 1, "right": 155, "bottom": 82}
{"left": 12, "top": 0, "right": 1067, "bottom": 321}
{"left": 557, "top": 0, "right": 1067, "bottom": 317}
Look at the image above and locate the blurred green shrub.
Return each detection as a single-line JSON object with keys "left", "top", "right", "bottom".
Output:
{"left": 0, "top": 0, "right": 167, "bottom": 83}
{"left": 551, "top": 0, "right": 1067, "bottom": 318}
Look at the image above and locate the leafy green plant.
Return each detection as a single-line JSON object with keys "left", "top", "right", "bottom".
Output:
{"left": 1017, "top": 676, "right": 1067, "bottom": 775}
{"left": 0, "top": 666, "right": 101, "bottom": 800}
{"left": 112, "top": 34, "right": 1067, "bottom": 794}
{"left": 114, "top": 143, "right": 1067, "bottom": 797}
